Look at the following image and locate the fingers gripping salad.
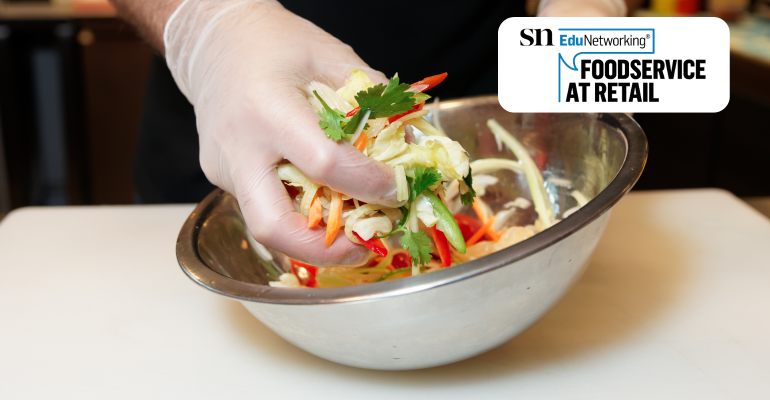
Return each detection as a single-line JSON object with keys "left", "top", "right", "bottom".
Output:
{"left": 270, "top": 70, "right": 564, "bottom": 288}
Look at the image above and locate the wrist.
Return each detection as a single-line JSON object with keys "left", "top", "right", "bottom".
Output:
{"left": 108, "top": 0, "right": 185, "bottom": 52}
{"left": 163, "top": 0, "right": 280, "bottom": 103}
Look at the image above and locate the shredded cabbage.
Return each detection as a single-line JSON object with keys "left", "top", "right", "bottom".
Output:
{"left": 408, "top": 116, "right": 447, "bottom": 137}
{"left": 486, "top": 119, "right": 554, "bottom": 228}
{"left": 308, "top": 81, "right": 353, "bottom": 114}
{"left": 352, "top": 215, "right": 392, "bottom": 241}
{"left": 470, "top": 158, "right": 523, "bottom": 175}
{"left": 344, "top": 204, "right": 387, "bottom": 243}
{"left": 276, "top": 164, "right": 321, "bottom": 216}
{"left": 394, "top": 109, "right": 429, "bottom": 124}
{"left": 370, "top": 122, "right": 408, "bottom": 162}
{"left": 336, "top": 68, "right": 376, "bottom": 107}
{"left": 414, "top": 194, "right": 438, "bottom": 228}
{"left": 471, "top": 174, "right": 499, "bottom": 197}
{"left": 395, "top": 164, "right": 409, "bottom": 202}
{"left": 408, "top": 136, "right": 469, "bottom": 181}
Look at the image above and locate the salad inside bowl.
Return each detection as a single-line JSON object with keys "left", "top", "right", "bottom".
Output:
{"left": 261, "top": 70, "right": 623, "bottom": 288}
{"left": 177, "top": 97, "right": 646, "bottom": 369}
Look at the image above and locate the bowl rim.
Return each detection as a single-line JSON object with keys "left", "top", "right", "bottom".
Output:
{"left": 176, "top": 96, "right": 648, "bottom": 305}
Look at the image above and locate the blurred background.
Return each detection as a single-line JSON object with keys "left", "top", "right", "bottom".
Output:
{"left": 0, "top": 0, "right": 769, "bottom": 219}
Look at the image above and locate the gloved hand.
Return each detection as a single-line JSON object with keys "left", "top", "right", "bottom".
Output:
{"left": 537, "top": 0, "right": 627, "bottom": 17}
{"left": 164, "top": 0, "right": 398, "bottom": 266}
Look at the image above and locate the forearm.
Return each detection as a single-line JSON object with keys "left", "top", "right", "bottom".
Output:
{"left": 537, "top": 0, "right": 628, "bottom": 17}
{"left": 108, "top": 0, "right": 184, "bottom": 53}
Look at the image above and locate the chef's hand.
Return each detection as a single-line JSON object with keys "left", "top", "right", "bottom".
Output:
{"left": 537, "top": 0, "right": 628, "bottom": 17}
{"left": 164, "top": 0, "right": 397, "bottom": 267}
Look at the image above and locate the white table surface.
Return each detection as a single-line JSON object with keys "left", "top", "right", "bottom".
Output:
{"left": 1, "top": 189, "right": 769, "bottom": 399}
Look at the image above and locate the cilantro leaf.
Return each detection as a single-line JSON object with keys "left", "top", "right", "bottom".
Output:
{"left": 354, "top": 76, "right": 416, "bottom": 119}
{"left": 400, "top": 230, "right": 433, "bottom": 267}
{"left": 314, "top": 91, "right": 349, "bottom": 141}
{"left": 410, "top": 165, "right": 442, "bottom": 203}
{"left": 460, "top": 166, "right": 476, "bottom": 206}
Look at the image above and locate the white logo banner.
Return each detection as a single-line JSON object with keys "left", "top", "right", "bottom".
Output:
{"left": 498, "top": 18, "right": 730, "bottom": 112}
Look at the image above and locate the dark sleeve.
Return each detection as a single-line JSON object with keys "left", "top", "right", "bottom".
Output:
{"left": 132, "top": 55, "right": 216, "bottom": 204}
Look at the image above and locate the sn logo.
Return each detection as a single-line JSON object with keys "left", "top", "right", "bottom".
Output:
{"left": 520, "top": 29, "right": 554, "bottom": 46}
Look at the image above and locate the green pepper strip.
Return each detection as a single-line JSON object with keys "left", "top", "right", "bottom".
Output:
{"left": 375, "top": 268, "right": 412, "bottom": 282}
{"left": 375, "top": 267, "right": 427, "bottom": 282}
{"left": 422, "top": 190, "right": 466, "bottom": 254}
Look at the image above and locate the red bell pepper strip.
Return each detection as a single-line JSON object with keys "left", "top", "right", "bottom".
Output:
{"left": 353, "top": 232, "right": 388, "bottom": 257}
{"left": 411, "top": 72, "right": 447, "bottom": 93}
{"left": 290, "top": 259, "right": 318, "bottom": 287}
{"left": 430, "top": 226, "right": 452, "bottom": 267}
{"left": 282, "top": 181, "right": 300, "bottom": 199}
{"left": 345, "top": 106, "right": 360, "bottom": 118}
{"left": 387, "top": 102, "right": 425, "bottom": 124}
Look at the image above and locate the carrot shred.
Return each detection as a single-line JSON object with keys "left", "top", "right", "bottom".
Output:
{"left": 353, "top": 131, "right": 369, "bottom": 152}
{"left": 472, "top": 200, "right": 488, "bottom": 224}
{"left": 486, "top": 226, "right": 501, "bottom": 242}
{"left": 325, "top": 191, "right": 344, "bottom": 247}
{"left": 307, "top": 194, "right": 323, "bottom": 228}
{"left": 466, "top": 216, "right": 496, "bottom": 246}
{"left": 471, "top": 200, "right": 500, "bottom": 242}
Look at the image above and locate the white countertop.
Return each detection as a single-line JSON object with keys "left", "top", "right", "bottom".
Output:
{"left": 1, "top": 189, "right": 769, "bottom": 399}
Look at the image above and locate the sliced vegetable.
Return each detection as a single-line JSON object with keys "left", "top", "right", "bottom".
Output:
{"left": 469, "top": 158, "right": 524, "bottom": 175}
{"left": 422, "top": 190, "right": 466, "bottom": 254}
{"left": 391, "top": 253, "right": 411, "bottom": 270}
{"left": 471, "top": 199, "right": 488, "bottom": 224}
{"left": 353, "top": 232, "right": 388, "bottom": 257}
{"left": 486, "top": 226, "right": 501, "bottom": 242}
{"left": 345, "top": 109, "right": 370, "bottom": 139}
{"left": 486, "top": 119, "right": 554, "bottom": 228}
{"left": 408, "top": 117, "right": 447, "bottom": 137}
{"left": 466, "top": 216, "right": 497, "bottom": 246}
{"left": 388, "top": 102, "right": 425, "bottom": 124}
{"left": 375, "top": 268, "right": 412, "bottom": 282}
{"left": 291, "top": 260, "right": 318, "bottom": 288}
{"left": 353, "top": 126, "right": 369, "bottom": 151}
{"left": 307, "top": 194, "right": 323, "bottom": 228}
{"left": 454, "top": 214, "right": 481, "bottom": 242}
{"left": 411, "top": 72, "right": 448, "bottom": 92}
{"left": 470, "top": 200, "right": 501, "bottom": 241}
{"left": 283, "top": 181, "right": 300, "bottom": 200}
{"left": 345, "top": 106, "right": 360, "bottom": 118}
{"left": 325, "top": 191, "right": 344, "bottom": 247}
{"left": 430, "top": 226, "right": 451, "bottom": 267}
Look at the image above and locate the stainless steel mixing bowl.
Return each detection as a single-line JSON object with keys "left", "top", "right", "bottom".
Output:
{"left": 176, "top": 95, "right": 647, "bottom": 370}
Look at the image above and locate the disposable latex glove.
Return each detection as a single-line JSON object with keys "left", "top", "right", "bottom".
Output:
{"left": 537, "top": 0, "right": 627, "bottom": 17}
{"left": 165, "top": 0, "right": 397, "bottom": 267}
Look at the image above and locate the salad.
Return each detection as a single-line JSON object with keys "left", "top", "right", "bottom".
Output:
{"left": 269, "top": 70, "right": 579, "bottom": 288}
